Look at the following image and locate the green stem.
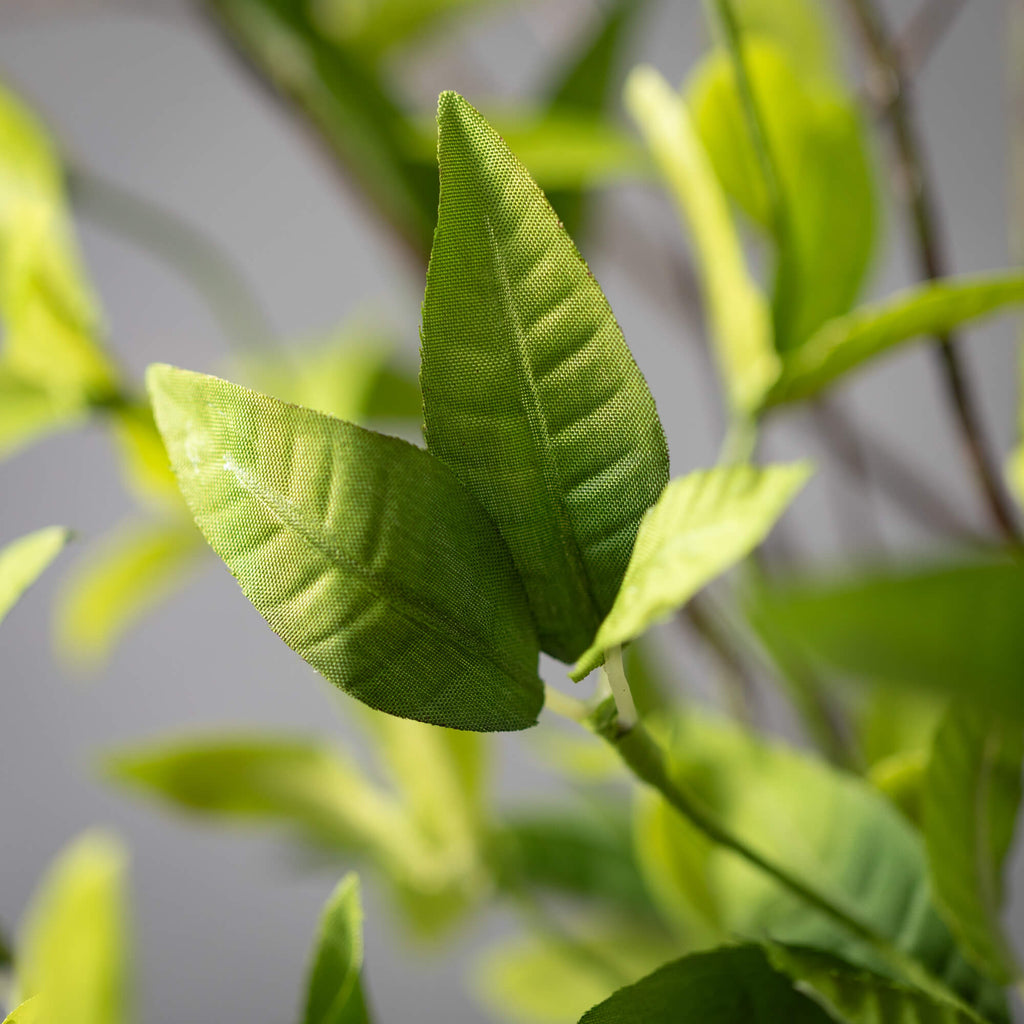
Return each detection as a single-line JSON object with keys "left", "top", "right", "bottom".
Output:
{"left": 67, "top": 164, "right": 276, "bottom": 351}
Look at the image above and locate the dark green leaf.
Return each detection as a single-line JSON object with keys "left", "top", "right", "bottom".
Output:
{"left": 578, "top": 945, "right": 833, "bottom": 1023}
{"left": 572, "top": 463, "right": 809, "bottom": 679}
{"left": 147, "top": 364, "right": 542, "bottom": 730}
{"left": 768, "top": 944, "right": 989, "bottom": 1024}
{"left": 924, "top": 703, "right": 1023, "bottom": 982}
{"left": 0, "top": 525, "right": 69, "bottom": 627}
{"left": 766, "top": 273, "right": 1024, "bottom": 406}
{"left": 303, "top": 873, "right": 372, "bottom": 1024}
{"left": 421, "top": 91, "right": 669, "bottom": 663}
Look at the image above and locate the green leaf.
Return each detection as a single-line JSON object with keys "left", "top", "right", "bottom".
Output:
{"left": 302, "top": 873, "right": 372, "bottom": 1024}
{"left": 766, "top": 272, "right": 1024, "bottom": 406}
{"left": 205, "top": 0, "right": 438, "bottom": 256}
{"left": 747, "top": 559, "right": 1024, "bottom": 721}
{"left": 0, "top": 366, "right": 84, "bottom": 457}
{"left": 16, "top": 831, "right": 128, "bottom": 1024}
{"left": 768, "top": 944, "right": 989, "bottom": 1024}
{"left": 687, "top": 41, "right": 876, "bottom": 351}
{"left": 578, "top": 945, "right": 833, "bottom": 1023}
{"left": 625, "top": 66, "right": 778, "bottom": 416}
{"left": 109, "top": 402, "right": 181, "bottom": 508}
{"left": 55, "top": 520, "right": 203, "bottom": 668}
{"left": 1, "top": 999, "right": 41, "bottom": 1024}
{"left": 0, "top": 525, "right": 68, "bottom": 626}
{"left": 147, "top": 364, "right": 542, "bottom": 731}
{"left": 923, "top": 702, "right": 1023, "bottom": 982}
{"left": 572, "top": 463, "right": 809, "bottom": 679}
{"left": 421, "top": 91, "right": 669, "bottom": 663}
{"left": 632, "top": 711, "right": 1006, "bottom": 1018}
{"left": 727, "top": 0, "right": 839, "bottom": 85}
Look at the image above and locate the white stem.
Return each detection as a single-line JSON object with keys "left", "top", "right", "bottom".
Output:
{"left": 602, "top": 646, "right": 637, "bottom": 731}
{"left": 543, "top": 685, "right": 589, "bottom": 723}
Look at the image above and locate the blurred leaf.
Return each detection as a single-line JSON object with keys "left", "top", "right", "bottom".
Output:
{"left": 687, "top": 41, "right": 876, "bottom": 351}
{"left": 578, "top": 944, "right": 833, "bottom": 1023}
{"left": 747, "top": 559, "right": 1024, "bottom": 721}
{"left": 476, "top": 922, "right": 681, "bottom": 1024}
{"left": 55, "top": 520, "right": 203, "bottom": 668}
{"left": 147, "top": 364, "right": 543, "bottom": 731}
{"left": 16, "top": 831, "right": 128, "bottom": 1024}
{"left": 766, "top": 272, "right": 1024, "bottom": 406}
{"left": 109, "top": 402, "right": 181, "bottom": 508}
{"left": 924, "top": 703, "right": 1023, "bottom": 983}
{"left": 1, "top": 999, "right": 41, "bottom": 1024}
{"left": 0, "top": 366, "right": 84, "bottom": 457}
{"left": 421, "top": 92, "right": 669, "bottom": 663}
{"left": 728, "top": 0, "right": 839, "bottom": 84}
{"left": 204, "top": 0, "right": 437, "bottom": 256}
{"left": 867, "top": 750, "right": 928, "bottom": 825}
{"left": 302, "top": 873, "right": 372, "bottom": 1024}
{"left": 858, "top": 686, "right": 945, "bottom": 769}
{"left": 625, "top": 66, "right": 778, "bottom": 416}
{"left": 633, "top": 711, "right": 1006, "bottom": 1017}
{"left": 0, "top": 525, "right": 68, "bottom": 627}
{"left": 1007, "top": 346, "right": 1024, "bottom": 508}
{"left": 573, "top": 463, "right": 809, "bottom": 679}
{"left": 768, "top": 944, "right": 989, "bottom": 1024}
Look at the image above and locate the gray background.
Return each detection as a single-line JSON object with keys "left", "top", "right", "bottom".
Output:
{"left": 0, "top": 1, "right": 1021, "bottom": 1021}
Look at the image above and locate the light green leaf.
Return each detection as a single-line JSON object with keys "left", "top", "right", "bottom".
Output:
{"left": 572, "top": 463, "right": 809, "bottom": 679}
{"left": 0, "top": 366, "right": 84, "bottom": 457}
{"left": 0, "top": 525, "right": 68, "bottom": 626}
{"left": 302, "top": 873, "right": 372, "bottom": 1024}
{"left": 1, "top": 998, "right": 41, "bottom": 1024}
{"left": 205, "top": 0, "right": 438, "bottom": 256}
{"left": 924, "top": 702, "right": 1023, "bottom": 982}
{"left": 55, "top": 520, "right": 203, "bottom": 668}
{"left": 687, "top": 41, "right": 876, "bottom": 351}
{"left": 421, "top": 91, "right": 669, "bottom": 663}
{"left": 728, "top": 0, "right": 839, "bottom": 84}
{"left": 147, "top": 364, "right": 542, "bottom": 731}
{"left": 767, "top": 272, "right": 1024, "bottom": 406}
{"left": 633, "top": 711, "right": 1006, "bottom": 1018}
{"left": 747, "top": 559, "right": 1024, "bottom": 721}
{"left": 109, "top": 402, "right": 181, "bottom": 508}
{"left": 625, "top": 66, "right": 778, "bottom": 415}
{"left": 578, "top": 945, "right": 833, "bottom": 1023}
{"left": 1007, "top": 345, "right": 1024, "bottom": 508}
{"left": 17, "top": 831, "right": 128, "bottom": 1024}
{"left": 768, "top": 944, "right": 989, "bottom": 1024}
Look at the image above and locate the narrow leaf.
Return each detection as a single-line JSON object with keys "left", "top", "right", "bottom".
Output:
{"left": 625, "top": 66, "right": 778, "bottom": 415}
{"left": 0, "top": 525, "right": 68, "bottom": 626}
{"left": 572, "top": 463, "right": 809, "bottom": 679}
{"left": 17, "top": 831, "right": 128, "bottom": 1024}
{"left": 578, "top": 945, "right": 833, "bottom": 1023}
{"left": 924, "top": 703, "right": 1023, "bottom": 982}
{"left": 768, "top": 944, "right": 989, "bottom": 1024}
{"left": 147, "top": 364, "right": 542, "bottom": 731}
{"left": 767, "top": 272, "right": 1024, "bottom": 406}
{"left": 421, "top": 91, "right": 669, "bottom": 663}
{"left": 303, "top": 873, "right": 372, "bottom": 1024}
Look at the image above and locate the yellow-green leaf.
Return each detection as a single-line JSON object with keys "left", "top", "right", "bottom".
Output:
{"left": 1, "top": 998, "right": 41, "bottom": 1024}
{"left": 572, "top": 463, "right": 809, "bottom": 679}
{"left": 0, "top": 525, "right": 69, "bottom": 626}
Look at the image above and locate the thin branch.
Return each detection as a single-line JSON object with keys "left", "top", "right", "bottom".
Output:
{"left": 844, "top": 0, "right": 1020, "bottom": 542}
{"left": 897, "top": 0, "right": 970, "bottom": 79}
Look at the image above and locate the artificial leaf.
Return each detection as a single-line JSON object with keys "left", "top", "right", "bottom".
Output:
{"left": 729, "top": 0, "right": 839, "bottom": 84}
{"left": 923, "top": 702, "right": 1023, "bottom": 982}
{"left": 205, "top": 0, "right": 437, "bottom": 256}
{"left": 768, "top": 944, "right": 989, "bottom": 1024}
{"left": 302, "top": 873, "right": 372, "bottom": 1024}
{"left": 421, "top": 91, "right": 669, "bottom": 663}
{"left": 687, "top": 41, "right": 876, "bottom": 351}
{"left": 0, "top": 366, "right": 84, "bottom": 457}
{"left": 0, "top": 525, "right": 68, "bottom": 627}
{"left": 578, "top": 944, "right": 832, "bottom": 1023}
{"left": 747, "top": 558, "right": 1024, "bottom": 721}
{"left": 625, "top": 66, "right": 778, "bottom": 415}
{"left": 632, "top": 711, "right": 1006, "bottom": 1017}
{"left": 1, "top": 999, "right": 41, "bottom": 1024}
{"left": 55, "top": 520, "right": 203, "bottom": 668}
{"left": 16, "top": 831, "right": 128, "bottom": 1024}
{"left": 109, "top": 402, "right": 181, "bottom": 508}
{"left": 572, "top": 463, "right": 809, "bottom": 679}
{"left": 766, "top": 272, "right": 1024, "bottom": 406}
{"left": 147, "top": 364, "right": 543, "bottom": 731}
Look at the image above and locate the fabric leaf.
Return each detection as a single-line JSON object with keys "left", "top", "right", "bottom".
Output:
{"left": 578, "top": 945, "right": 833, "bottom": 1023}
{"left": 924, "top": 703, "right": 1023, "bottom": 982}
{"left": 0, "top": 525, "right": 68, "bottom": 626}
{"left": 572, "top": 463, "right": 809, "bottom": 679}
{"left": 1, "top": 999, "right": 41, "bottom": 1024}
{"left": 421, "top": 91, "right": 669, "bottom": 663}
{"left": 302, "top": 873, "right": 372, "bottom": 1024}
{"left": 147, "top": 364, "right": 542, "bottom": 731}
{"left": 766, "top": 272, "right": 1024, "bottom": 406}
{"left": 625, "top": 66, "right": 778, "bottom": 416}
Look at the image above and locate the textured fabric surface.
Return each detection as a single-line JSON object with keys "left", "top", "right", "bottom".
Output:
{"left": 148, "top": 365, "right": 543, "bottom": 732}
{"left": 420, "top": 91, "right": 669, "bottom": 664}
